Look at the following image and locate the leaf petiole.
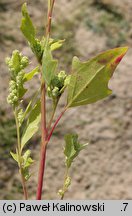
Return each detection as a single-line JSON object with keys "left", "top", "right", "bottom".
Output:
{"left": 47, "top": 98, "right": 59, "bottom": 131}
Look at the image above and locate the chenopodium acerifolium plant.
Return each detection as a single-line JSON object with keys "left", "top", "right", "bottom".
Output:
{"left": 5, "top": 1, "right": 128, "bottom": 200}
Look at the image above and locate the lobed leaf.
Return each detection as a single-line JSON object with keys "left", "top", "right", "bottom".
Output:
{"left": 67, "top": 47, "right": 128, "bottom": 107}
{"left": 21, "top": 100, "right": 41, "bottom": 150}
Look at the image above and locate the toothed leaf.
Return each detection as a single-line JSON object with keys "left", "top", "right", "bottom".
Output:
{"left": 67, "top": 47, "right": 128, "bottom": 107}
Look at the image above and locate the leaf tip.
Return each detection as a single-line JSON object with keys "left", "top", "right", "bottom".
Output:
{"left": 72, "top": 56, "right": 81, "bottom": 71}
{"left": 114, "top": 46, "right": 128, "bottom": 65}
{"left": 22, "top": 2, "right": 27, "bottom": 13}
{"left": 72, "top": 56, "right": 80, "bottom": 64}
{"left": 121, "top": 46, "right": 129, "bottom": 53}
{"left": 114, "top": 54, "right": 124, "bottom": 64}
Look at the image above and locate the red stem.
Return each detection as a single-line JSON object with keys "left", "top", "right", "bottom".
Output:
{"left": 47, "top": 108, "right": 66, "bottom": 142}
{"left": 36, "top": 106, "right": 66, "bottom": 199}
{"left": 46, "top": 0, "right": 56, "bottom": 36}
{"left": 36, "top": 144, "right": 47, "bottom": 200}
{"left": 36, "top": 83, "right": 47, "bottom": 200}
{"left": 36, "top": 0, "right": 56, "bottom": 200}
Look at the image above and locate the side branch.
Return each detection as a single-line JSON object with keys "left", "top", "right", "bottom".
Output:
{"left": 47, "top": 108, "right": 67, "bottom": 142}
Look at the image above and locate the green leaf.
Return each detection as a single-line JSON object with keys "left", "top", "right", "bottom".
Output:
{"left": 23, "top": 66, "right": 39, "bottom": 82}
{"left": 20, "top": 4, "right": 43, "bottom": 62}
{"left": 23, "top": 100, "right": 33, "bottom": 121}
{"left": 22, "top": 150, "right": 34, "bottom": 181}
{"left": 50, "top": 39, "right": 65, "bottom": 51}
{"left": 20, "top": 3, "right": 36, "bottom": 44}
{"left": 21, "top": 100, "right": 41, "bottom": 150}
{"left": 41, "top": 38, "right": 64, "bottom": 51}
{"left": 64, "top": 134, "right": 88, "bottom": 168}
{"left": 22, "top": 150, "right": 34, "bottom": 168}
{"left": 12, "top": 50, "right": 21, "bottom": 73}
{"left": 10, "top": 151, "right": 18, "bottom": 162}
{"left": 64, "top": 135, "right": 76, "bottom": 159}
{"left": 67, "top": 47, "right": 128, "bottom": 107}
{"left": 22, "top": 168, "right": 31, "bottom": 181}
{"left": 42, "top": 43, "right": 58, "bottom": 85}
{"left": 24, "top": 100, "right": 32, "bottom": 115}
{"left": 18, "top": 86, "right": 27, "bottom": 98}
{"left": 23, "top": 88, "right": 40, "bottom": 122}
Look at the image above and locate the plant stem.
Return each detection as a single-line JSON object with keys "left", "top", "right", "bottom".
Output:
{"left": 60, "top": 167, "right": 69, "bottom": 200}
{"left": 20, "top": 172, "right": 28, "bottom": 200}
{"left": 36, "top": 0, "right": 56, "bottom": 200}
{"left": 14, "top": 108, "right": 28, "bottom": 200}
{"left": 41, "top": 82, "right": 47, "bottom": 145}
{"left": 14, "top": 109, "right": 21, "bottom": 154}
{"left": 36, "top": 143, "right": 47, "bottom": 200}
{"left": 47, "top": 107, "right": 67, "bottom": 142}
{"left": 46, "top": 0, "right": 56, "bottom": 36}
{"left": 36, "top": 82, "right": 47, "bottom": 200}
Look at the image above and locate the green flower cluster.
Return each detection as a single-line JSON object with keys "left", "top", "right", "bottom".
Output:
{"left": 7, "top": 80, "right": 18, "bottom": 105}
{"left": 21, "top": 150, "right": 34, "bottom": 181}
{"left": 6, "top": 50, "right": 29, "bottom": 106}
{"left": 58, "top": 176, "right": 71, "bottom": 198}
{"left": 18, "top": 108, "right": 24, "bottom": 126}
{"left": 47, "top": 71, "right": 71, "bottom": 99}
{"left": 31, "top": 38, "right": 43, "bottom": 63}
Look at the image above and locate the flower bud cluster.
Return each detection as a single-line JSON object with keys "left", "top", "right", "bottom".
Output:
{"left": 6, "top": 50, "right": 28, "bottom": 106}
{"left": 18, "top": 108, "right": 24, "bottom": 126}
{"left": 7, "top": 80, "right": 18, "bottom": 105}
{"left": 16, "top": 71, "right": 25, "bottom": 86}
{"left": 21, "top": 56, "right": 29, "bottom": 69}
{"left": 58, "top": 176, "right": 71, "bottom": 198}
{"left": 5, "top": 50, "right": 29, "bottom": 78}
{"left": 21, "top": 150, "right": 33, "bottom": 181}
{"left": 31, "top": 39, "right": 43, "bottom": 62}
{"left": 48, "top": 71, "right": 70, "bottom": 98}
{"left": 7, "top": 71, "right": 25, "bottom": 106}
{"left": 58, "top": 189, "right": 64, "bottom": 197}
{"left": 64, "top": 176, "right": 71, "bottom": 188}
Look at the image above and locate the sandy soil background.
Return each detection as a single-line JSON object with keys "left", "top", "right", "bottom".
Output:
{"left": 0, "top": 0, "right": 132, "bottom": 199}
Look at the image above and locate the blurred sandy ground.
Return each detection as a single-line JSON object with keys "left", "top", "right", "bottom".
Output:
{"left": 0, "top": 0, "right": 132, "bottom": 199}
